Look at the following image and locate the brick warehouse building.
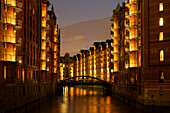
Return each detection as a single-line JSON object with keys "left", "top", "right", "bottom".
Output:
{"left": 60, "top": 53, "right": 74, "bottom": 80}
{"left": 110, "top": 0, "right": 170, "bottom": 106}
{"left": 65, "top": 39, "right": 112, "bottom": 82}
{"left": 0, "top": 0, "right": 60, "bottom": 112}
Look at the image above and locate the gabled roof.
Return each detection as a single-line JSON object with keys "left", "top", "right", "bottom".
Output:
{"left": 47, "top": 5, "right": 57, "bottom": 20}
{"left": 114, "top": 2, "right": 121, "bottom": 13}
{"left": 106, "top": 39, "right": 112, "bottom": 47}
{"left": 89, "top": 47, "right": 94, "bottom": 54}
{"left": 100, "top": 42, "right": 106, "bottom": 50}
{"left": 93, "top": 42, "right": 100, "bottom": 50}
{"left": 110, "top": 2, "right": 122, "bottom": 21}
{"left": 110, "top": 15, "right": 114, "bottom": 21}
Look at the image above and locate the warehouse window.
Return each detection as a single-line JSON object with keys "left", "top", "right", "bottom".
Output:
{"left": 159, "top": 71, "right": 164, "bottom": 83}
{"left": 159, "top": 32, "right": 163, "bottom": 41}
{"left": 4, "top": 66, "right": 6, "bottom": 79}
{"left": 160, "top": 50, "right": 164, "bottom": 62}
{"left": 159, "top": 18, "right": 163, "bottom": 26}
{"left": 159, "top": 3, "right": 163, "bottom": 11}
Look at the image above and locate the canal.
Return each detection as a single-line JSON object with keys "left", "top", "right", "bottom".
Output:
{"left": 8, "top": 85, "right": 161, "bottom": 113}
{"left": 26, "top": 85, "right": 148, "bottom": 113}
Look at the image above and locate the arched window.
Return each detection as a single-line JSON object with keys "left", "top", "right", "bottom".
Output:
{"left": 159, "top": 3, "right": 163, "bottom": 11}
{"left": 159, "top": 71, "right": 164, "bottom": 83}
{"left": 160, "top": 50, "right": 164, "bottom": 62}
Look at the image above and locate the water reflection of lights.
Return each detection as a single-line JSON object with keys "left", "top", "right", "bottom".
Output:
{"left": 89, "top": 91, "right": 93, "bottom": 95}
{"left": 76, "top": 88, "right": 79, "bottom": 96}
{"left": 63, "top": 86, "right": 68, "bottom": 96}
{"left": 94, "top": 91, "right": 97, "bottom": 95}
{"left": 80, "top": 89, "right": 83, "bottom": 95}
{"left": 70, "top": 87, "right": 74, "bottom": 100}
{"left": 106, "top": 96, "right": 111, "bottom": 104}
{"left": 61, "top": 96, "right": 68, "bottom": 113}
{"left": 83, "top": 90, "right": 87, "bottom": 95}
{"left": 70, "top": 87, "right": 74, "bottom": 96}
{"left": 63, "top": 86, "right": 103, "bottom": 97}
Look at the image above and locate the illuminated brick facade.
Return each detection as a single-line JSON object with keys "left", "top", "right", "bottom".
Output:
{"left": 70, "top": 40, "right": 112, "bottom": 82}
{"left": 110, "top": 0, "right": 170, "bottom": 106}
{"left": 0, "top": 1, "right": 60, "bottom": 111}
{"left": 0, "top": 0, "right": 60, "bottom": 83}
{"left": 60, "top": 53, "right": 73, "bottom": 80}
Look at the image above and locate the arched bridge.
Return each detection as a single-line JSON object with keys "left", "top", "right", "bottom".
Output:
{"left": 57, "top": 76, "right": 111, "bottom": 87}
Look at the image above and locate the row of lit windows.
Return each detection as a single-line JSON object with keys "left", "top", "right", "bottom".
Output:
{"left": 159, "top": 3, "right": 164, "bottom": 63}
{"left": 159, "top": 3, "right": 164, "bottom": 42}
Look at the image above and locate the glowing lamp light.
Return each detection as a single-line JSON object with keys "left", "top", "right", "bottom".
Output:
{"left": 47, "top": 67, "right": 49, "bottom": 71}
{"left": 47, "top": 57, "right": 49, "bottom": 61}
{"left": 19, "top": 60, "right": 22, "bottom": 63}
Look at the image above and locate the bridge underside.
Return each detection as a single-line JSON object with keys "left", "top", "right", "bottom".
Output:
{"left": 57, "top": 76, "right": 112, "bottom": 88}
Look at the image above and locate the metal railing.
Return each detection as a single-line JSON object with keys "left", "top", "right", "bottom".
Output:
{"left": 129, "top": 35, "right": 137, "bottom": 40}
{"left": 4, "top": 16, "right": 16, "bottom": 25}
{"left": 5, "top": 0, "right": 16, "bottom": 6}
{"left": 4, "top": 54, "right": 16, "bottom": 62}
{"left": 4, "top": 34, "right": 16, "bottom": 43}
{"left": 130, "top": 63, "right": 137, "bottom": 67}
{"left": 130, "top": 22, "right": 137, "bottom": 27}
{"left": 129, "top": 46, "right": 137, "bottom": 51}
{"left": 129, "top": 9, "right": 137, "bottom": 16}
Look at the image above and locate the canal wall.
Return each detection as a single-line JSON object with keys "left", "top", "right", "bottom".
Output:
{"left": 0, "top": 82, "right": 56, "bottom": 112}
{"left": 110, "top": 85, "right": 170, "bottom": 113}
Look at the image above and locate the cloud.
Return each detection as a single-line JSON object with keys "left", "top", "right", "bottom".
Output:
{"left": 65, "top": 35, "right": 85, "bottom": 42}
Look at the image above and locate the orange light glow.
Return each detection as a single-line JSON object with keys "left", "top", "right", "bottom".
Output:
{"left": 159, "top": 18, "right": 163, "bottom": 26}
{"left": 4, "top": 66, "right": 6, "bottom": 79}
{"left": 160, "top": 50, "right": 164, "bottom": 62}
{"left": 159, "top": 32, "right": 163, "bottom": 41}
{"left": 22, "top": 69, "right": 25, "bottom": 83}
{"left": 159, "top": 3, "right": 163, "bottom": 11}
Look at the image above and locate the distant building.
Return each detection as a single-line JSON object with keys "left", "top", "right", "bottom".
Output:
{"left": 110, "top": 0, "right": 170, "bottom": 106}
{"left": 60, "top": 53, "right": 73, "bottom": 80}
{"left": 72, "top": 39, "right": 112, "bottom": 82}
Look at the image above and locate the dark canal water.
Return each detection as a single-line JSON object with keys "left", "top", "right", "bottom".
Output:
{"left": 26, "top": 85, "right": 149, "bottom": 113}
{"left": 7, "top": 85, "right": 169, "bottom": 113}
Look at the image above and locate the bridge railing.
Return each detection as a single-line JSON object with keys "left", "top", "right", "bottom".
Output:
{"left": 57, "top": 76, "right": 112, "bottom": 87}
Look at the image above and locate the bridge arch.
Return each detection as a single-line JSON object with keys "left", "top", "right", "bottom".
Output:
{"left": 58, "top": 76, "right": 111, "bottom": 87}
